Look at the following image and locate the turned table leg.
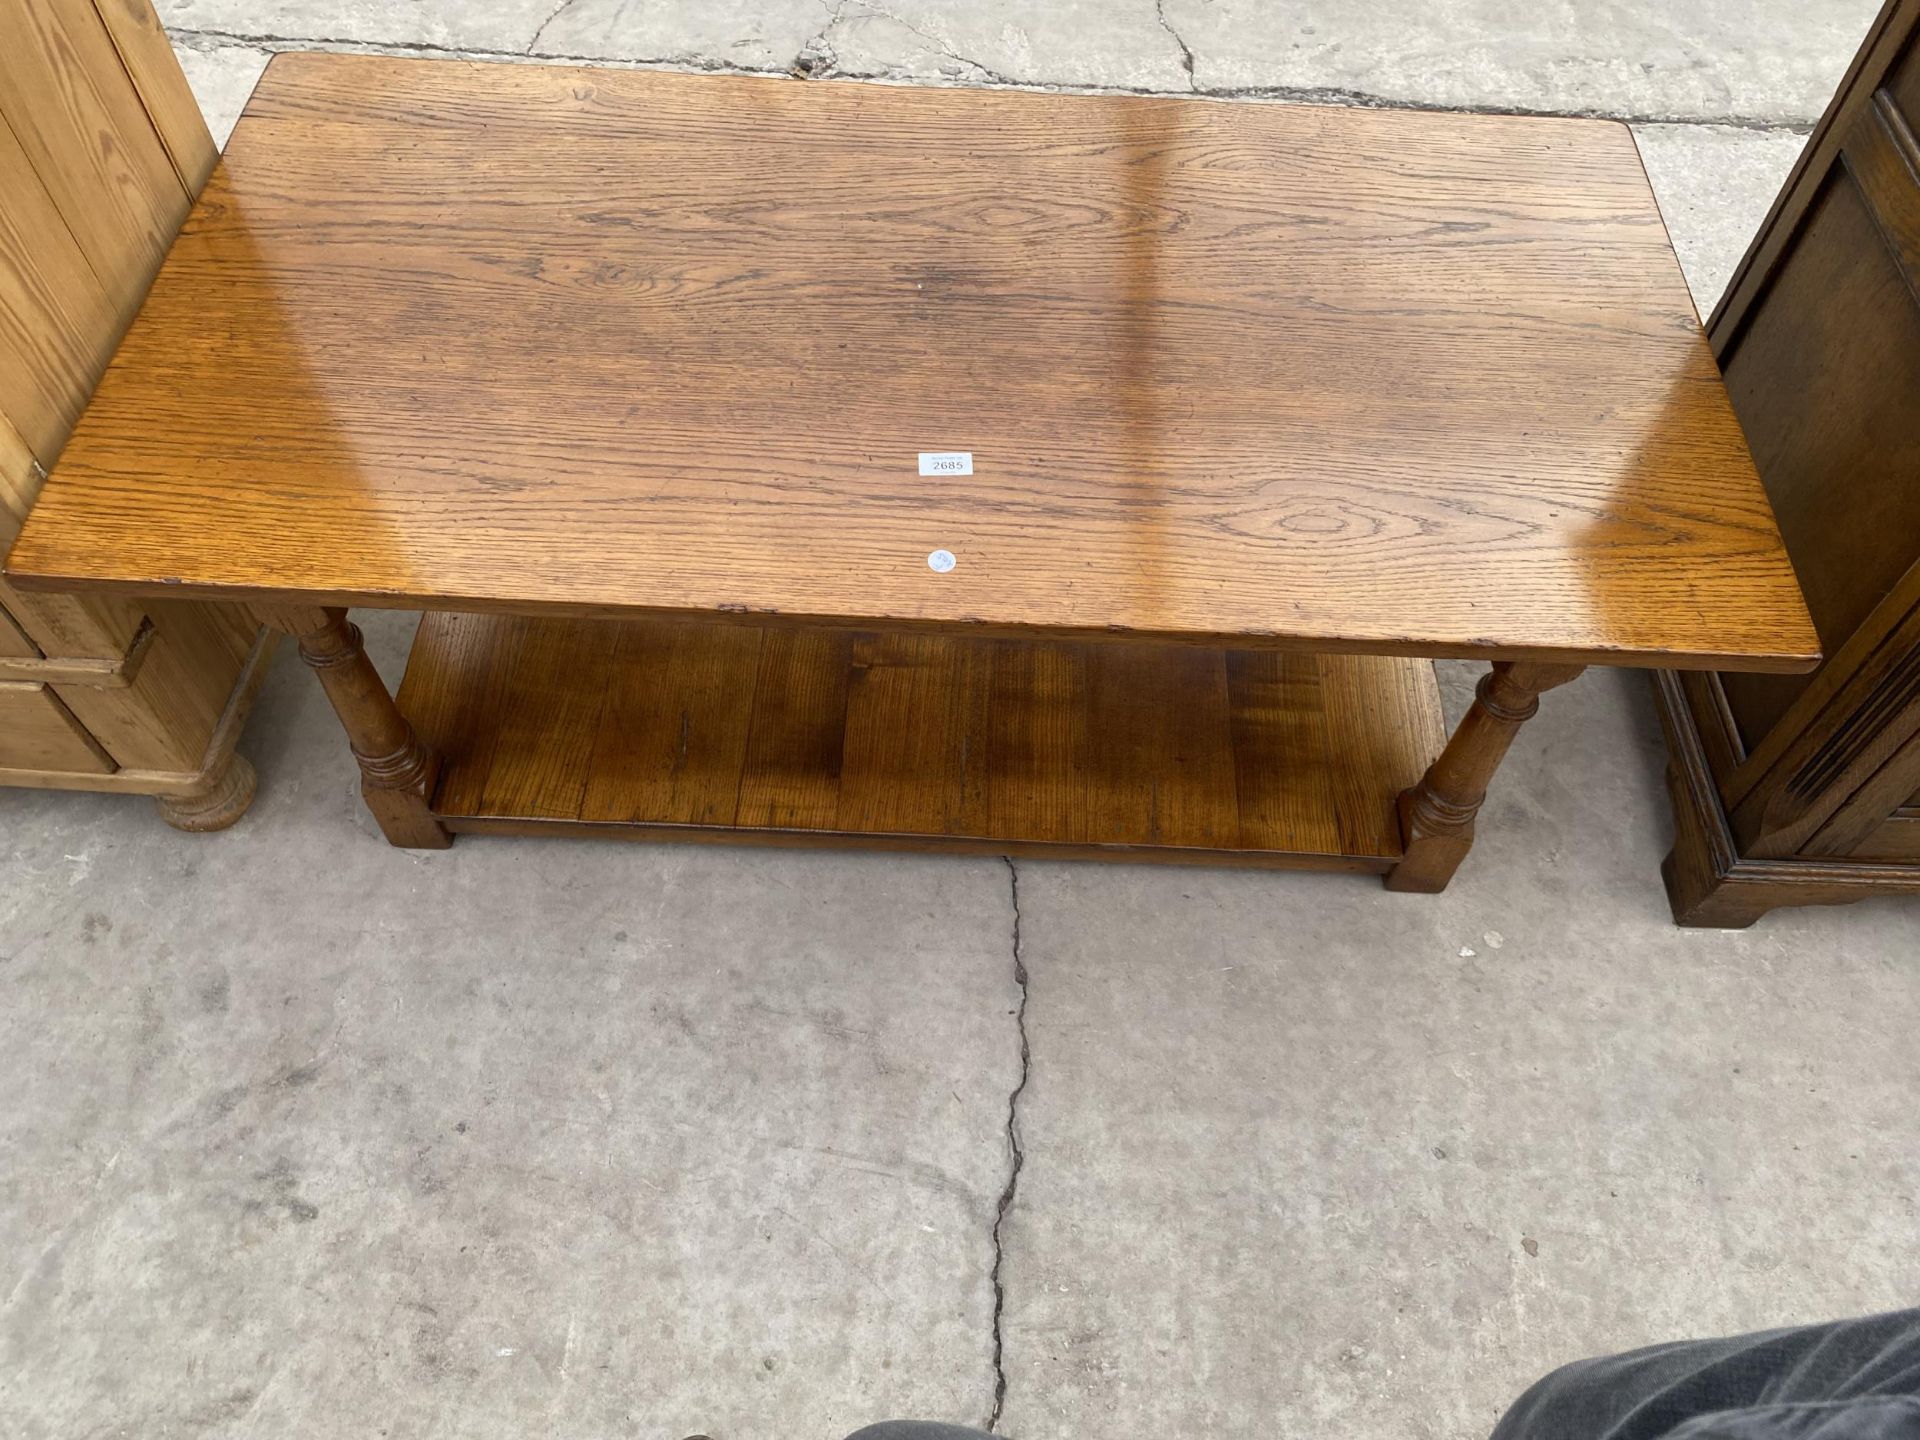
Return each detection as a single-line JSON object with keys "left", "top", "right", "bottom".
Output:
{"left": 1385, "top": 660, "right": 1584, "bottom": 893}
{"left": 257, "top": 605, "right": 451, "bottom": 849}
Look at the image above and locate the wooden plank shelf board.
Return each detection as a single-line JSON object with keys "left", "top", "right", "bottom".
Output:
{"left": 397, "top": 613, "right": 1447, "bottom": 869}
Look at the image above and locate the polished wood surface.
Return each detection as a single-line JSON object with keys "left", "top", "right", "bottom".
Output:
{"left": 1658, "top": 0, "right": 1920, "bottom": 925}
{"left": 9, "top": 53, "right": 1815, "bottom": 672}
{"left": 0, "top": 0, "right": 267, "bottom": 823}
{"left": 396, "top": 613, "right": 1446, "bottom": 864}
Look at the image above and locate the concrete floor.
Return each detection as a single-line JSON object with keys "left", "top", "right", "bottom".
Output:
{"left": 3, "top": 2, "right": 1918, "bottom": 1437}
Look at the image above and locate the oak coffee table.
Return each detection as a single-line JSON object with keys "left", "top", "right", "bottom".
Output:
{"left": 5, "top": 54, "right": 1819, "bottom": 892}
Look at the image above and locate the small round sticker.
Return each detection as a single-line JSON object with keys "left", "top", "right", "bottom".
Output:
{"left": 927, "top": 549, "right": 957, "bottom": 573}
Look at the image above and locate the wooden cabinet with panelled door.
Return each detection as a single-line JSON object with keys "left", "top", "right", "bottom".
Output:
{"left": 1658, "top": 0, "right": 1920, "bottom": 925}
{"left": 0, "top": 0, "right": 274, "bottom": 828}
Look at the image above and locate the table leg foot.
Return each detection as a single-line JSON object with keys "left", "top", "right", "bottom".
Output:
{"left": 260, "top": 605, "right": 452, "bottom": 850}
{"left": 1385, "top": 660, "right": 1583, "bottom": 893}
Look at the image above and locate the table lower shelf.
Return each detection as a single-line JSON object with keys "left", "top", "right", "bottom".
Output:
{"left": 396, "top": 613, "right": 1446, "bottom": 870}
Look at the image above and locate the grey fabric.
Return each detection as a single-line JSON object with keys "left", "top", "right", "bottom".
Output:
{"left": 1668, "top": 1398, "right": 1920, "bottom": 1439}
{"left": 1492, "top": 1309, "right": 1920, "bottom": 1440}
{"left": 842, "top": 1309, "right": 1920, "bottom": 1440}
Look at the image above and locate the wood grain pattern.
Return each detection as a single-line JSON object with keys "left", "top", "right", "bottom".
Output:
{"left": 9, "top": 53, "right": 1816, "bottom": 672}
{"left": 0, "top": 679, "right": 115, "bottom": 771}
{"left": 5, "top": 397, "right": 261, "bottom": 771}
{"left": 0, "top": 624, "right": 276, "bottom": 797}
{"left": 1656, "top": 0, "right": 1920, "bottom": 925}
{"left": 398, "top": 612, "right": 1446, "bottom": 865}
{"left": 0, "top": 0, "right": 269, "bottom": 809}
{"left": 0, "top": 603, "right": 38, "bottom": 659}
{"left": 87, "top": 0, "right": 219, "bottom": 195}
{"left": 1719, "top": 165, "right": 1920, "bottom": 749}
{"left": 1894, "top": 21, "right": 1920, "bottom": 120}
{"left": 0, "top": 397, "right": 156, "bottom": 671}
{"left": 1710, "top": 0, "right": 1919, "bottom": 345}
{"left": 1843, "top": 91, "right": 1920, "bottom": 291}
{"left": 0, "top": 614, "right": 151, "bottom": 683}
{"left": 1731, "top": 591, "right": 1920, "bottom": 858}
{"left": 0, "top": 410, "right": 40, "bottom": 528}
{"left": 0, "top": 0, "right": 242, "bottom": 712}
{"left": 1851, "top": 807, "right": 1920, "bottom": 858}
{"left": 1657, "top": 671, "right": 1920, "bottom": 927}
{"left": 0, "top": 574, "right": 136, "bottom": 655}
{"left": 0, "top": 0, "right": 189, "bottom": 320}
{"left": 52, "top": 600, "right": 258, "bottom": 770}
{"left": 0, "top": 110, "right": 120, "bottom": 458}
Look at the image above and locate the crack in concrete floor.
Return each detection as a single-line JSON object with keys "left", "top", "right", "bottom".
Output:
{"left": 1155, "top": 0, "right": 1197, "bottom": 90}
{"left": 985, "top": 857, "right": 1031, "bottom": 1431}
{"left": 524, "top": 0, "right": 578, "bottom": 55}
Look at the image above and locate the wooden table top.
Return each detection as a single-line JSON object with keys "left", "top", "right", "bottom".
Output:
{"left": 6, "top": 54, "right": 1817, "bottom": 670}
